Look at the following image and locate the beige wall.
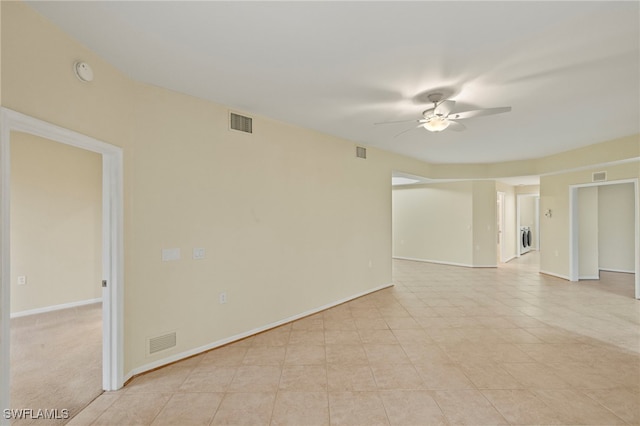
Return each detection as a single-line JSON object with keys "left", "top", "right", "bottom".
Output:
{"left": 127, "top": 84, "right": 393, "bottom": 366}
{"left": 10, "top": 132, "right": 102, "bottom": 313}
{"left": 599, "top": 183, "right": 635, "bottom": 272}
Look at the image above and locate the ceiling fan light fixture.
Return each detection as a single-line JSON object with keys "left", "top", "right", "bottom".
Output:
{"left": 423, "top": 117, "right": 450, "bottom": 132}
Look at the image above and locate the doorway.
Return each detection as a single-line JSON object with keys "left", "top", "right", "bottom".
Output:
{"left": 497, "top": 192, "right": 505, "bottom": 263}
{"left": 10, "top": 131, "right": 103, "bottom": 419}
{"left": 516, "top": 193, "right": 540, "bottom": 257}
{"left": 569, "top": 179, "right": 640, "bottom": 299}
{"left": 0, "top": 108, "right": 124, "bottom": 419}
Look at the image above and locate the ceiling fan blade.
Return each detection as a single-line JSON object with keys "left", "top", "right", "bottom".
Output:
{"left": 447, "top": 120, "right": 466, "bottom": 132}
{"left": 394, "top": 123, "right": 425, "bottom": 138}
{"left": 448, "top": 106, "right": 512, "bottom": 120}
{"left": 374, "top": 118, "right": 421, "bottom": 125}
{"left": 435, "top": 100, "right": 456, "bottom": 117}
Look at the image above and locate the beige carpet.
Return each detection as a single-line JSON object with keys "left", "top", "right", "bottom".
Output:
{"left": 10, "top": 303, "right": 102, "bottom": 425}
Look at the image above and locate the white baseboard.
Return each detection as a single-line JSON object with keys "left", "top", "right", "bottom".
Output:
{"left": 599, "top": 268, "right": 634, "bottom": 274}
{"left": 393, "top": 256, "right": 496, "bottom": 268}
{"left": 394, "top": 256, "right": 473, "bottom": 268}
{"left": 539, "top": 270, "right": 570, "bottom": 281}
{"left": 502, "top": 255, "right": 517, "bottom": 263}
{"left": 579, "top": 275, "right": 600, "bottom": 280}
{"left": 10, "top": 298, "right": 102, "bottom": 318}
{"left": 125, "top": 282, "right": 394, "bottom": 380}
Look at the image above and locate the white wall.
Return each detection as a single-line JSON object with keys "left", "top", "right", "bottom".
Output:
{"left": 392, "top": 180, "right": 496, "bottom": 267}
{"left": 10, "top": 132, "right": 102, "bottom": 313}
{"left": 599, "top": 183, "right": 635, "bottom": 273}
{"left": 393, "top": 182, "right": 473, "bottom": 266}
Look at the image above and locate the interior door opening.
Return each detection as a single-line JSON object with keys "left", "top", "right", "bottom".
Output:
{"left": 516, "top": 193, "right": 540, "bottom": 258}
{"left": 497, "top": 192, "right": 505, "bottom": 263}
{"left": 569, "top": 179, "right": 639, "bottom": 299}
{"left": 9, "top": 131, "right": 103, "bottom": 419}
{"left": 0, "top": 108, "right": 124, "bottom": 421}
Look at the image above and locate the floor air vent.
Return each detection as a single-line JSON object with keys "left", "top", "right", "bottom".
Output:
{"left": 230, "top": 112, "right": 253, "bottom": 133}
{"left": 148, "top": 331, "right": 176, "bottom": 355}
{"left": 356, "top": 146, "right": 367, "bottom": 159}
{"left": 592, "top": 171, "right": 607, "bottom": 182}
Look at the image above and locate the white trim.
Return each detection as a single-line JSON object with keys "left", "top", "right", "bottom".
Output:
{"left": 502, "top": 255, "right": 517, "bottom": 263}
{"left": 125, "top": 282, "right": 394, "bottom": 380}
{"left": 568, "top": 178, "right": 639, "bottom": 300}
{"left": 497, "top": 191, "right": 506, "bottom": 263}
{"left": 599, "top": 268, "right": 635, "bottom": 274}
{"left": 539, "top": 270, "right": 570, "bottom": 280}
{"left": 0, "top": 108, "right": 125, "bottom": 419}
{"left": 0, "top": 110, "right": 11, "bottom": 421}
{"left": 579, "top": 275, "right": 600, "bottom": 280}
{"left": 10, "top": 298, "right": 102, "bottom": 318}
{"left": 535, "top": 196, "right": 540, "bottom": 251}
{"left": 393, "top": 256, "right": 497, "bottom": 268}
{"left": 394, "top": 256, "right": 473, "bottom": 268}
{"left": 539, "top": 157, "right": 640, "bottom": 178}
{"left": 569, "top": 187, "right": 579, "bottom": 282}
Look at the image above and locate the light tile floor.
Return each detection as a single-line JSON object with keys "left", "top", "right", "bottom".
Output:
{"left": 70, "top": 253, "right": 640, "bottom": 425}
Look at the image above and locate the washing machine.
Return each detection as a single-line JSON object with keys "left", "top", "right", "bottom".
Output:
{"left": 520, "top": 227, "right": 531, "bottom": 254}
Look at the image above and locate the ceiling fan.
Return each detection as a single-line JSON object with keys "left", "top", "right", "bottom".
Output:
{"left": 376, "top": 92, "right": 512, "bottom": 134}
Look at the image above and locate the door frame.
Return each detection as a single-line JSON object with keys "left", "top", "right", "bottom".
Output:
{"left": 497, "top": 191, "right": 506, "bottom": 262}
{"left": 516, "top": 193, "right": 540, "bottom": 257}
{"left": 569, "top": 178, "right": 640, "bottom": 299}
{"left": 0, "top": 108, "right": 125, "bottom": 416}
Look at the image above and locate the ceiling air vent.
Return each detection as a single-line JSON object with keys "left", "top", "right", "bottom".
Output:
{"left": 592, "top": 171, "right": 607, "bottom": 182}
{"left": 356, "top": 146, "right": 367, "bottom": 159}
{"left": 148, "top": 331, "right": 176, "bottom": 355}
{"left": 229, "top": 112, "right": 253, "bottom": 134}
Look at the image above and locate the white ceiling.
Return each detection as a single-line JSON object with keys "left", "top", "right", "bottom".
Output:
{"left": 27, "top": 1, "right": 639, "bottom": 172}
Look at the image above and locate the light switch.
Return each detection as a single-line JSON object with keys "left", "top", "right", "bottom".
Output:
{"left": 193, "top": 248, "right": 205, "bottom": 260}
{"left": 17, "top": 276, "right": 27, "bottom": 285}
{"left": 162, "top": 248, "right": 181, "bottom": 261}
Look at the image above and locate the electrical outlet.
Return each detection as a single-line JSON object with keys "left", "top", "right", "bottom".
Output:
{"left": 193, "top": 248, "right": 205, "bottom": 260}
{"left": 17, "top": 276, "right": 27, "bottom": 285}
{"left": 219, "top": 292, "right": 227, "bottom": 304}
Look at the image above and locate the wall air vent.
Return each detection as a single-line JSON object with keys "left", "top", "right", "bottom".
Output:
{"left": 148, "top": 331, "right": 176, "bottom": 355}
{"left": 356, "top": 146, "right": 367, "bottom": 159}
{"left": 592, "top": 171, "right": 607, "bottom": 182}
{"left": 229, "top": 112, "right": 253, "bottom": 134}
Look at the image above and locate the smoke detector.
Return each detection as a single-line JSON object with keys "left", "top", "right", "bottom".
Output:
{"left": 73, "top": 61, "right": 94, "bottom": 82}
